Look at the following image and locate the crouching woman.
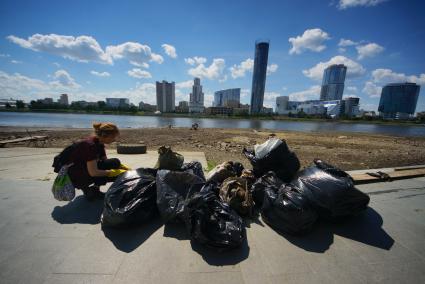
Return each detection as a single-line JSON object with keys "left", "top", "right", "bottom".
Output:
{"left": 68, "top": 122, "right": 128, "bottom": 201}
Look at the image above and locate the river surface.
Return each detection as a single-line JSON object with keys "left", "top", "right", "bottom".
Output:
{"left": 1, "top": 112, "right": 424, "bottom": 137}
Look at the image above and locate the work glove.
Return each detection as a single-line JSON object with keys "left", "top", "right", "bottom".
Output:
{"left": 107, "top": 169, "right": 127, "bottom": 177}
{"left": 119, "top": 163, "right": 132, "bottom": 170}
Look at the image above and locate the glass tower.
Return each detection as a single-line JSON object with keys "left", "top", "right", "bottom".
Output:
{"left": 250, "top": 41, "right": 269, "bottom": 114}
{"left": 320, "top": 64, "right": 347, "bottom": 101}
{"left": 378, "top": 83, "right": 420, "bottom": 119}
{"left": 156, "top": 80, "right": 175, "bottom": 112}
{"left": 214, "top": 88, "right": 241, "bottom": 108}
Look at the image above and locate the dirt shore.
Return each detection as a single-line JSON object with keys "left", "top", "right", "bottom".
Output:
{"left": 1, "top": 126, "right": 425, "bottom": 170}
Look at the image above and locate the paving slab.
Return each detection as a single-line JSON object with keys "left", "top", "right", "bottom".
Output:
{"left": 0, "top": 147, "right": 424, "bottom": 283}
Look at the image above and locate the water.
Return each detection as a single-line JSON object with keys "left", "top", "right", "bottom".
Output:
{"left": 1, "top": 111, "right": 424, "bottom": 137}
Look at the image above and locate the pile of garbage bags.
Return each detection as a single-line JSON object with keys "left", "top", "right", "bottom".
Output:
{"left": 99, "top": 138, "right": 370, "bottom": 250}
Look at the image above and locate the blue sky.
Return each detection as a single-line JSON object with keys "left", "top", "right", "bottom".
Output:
{"left": 1, "top": 0, "right": 424, "bottom": 112}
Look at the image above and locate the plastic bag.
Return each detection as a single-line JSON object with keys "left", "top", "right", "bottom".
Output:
{"left": 205, "top": 161, "right": 244, "bottom": 183}
{"left": 101, "top": 168, "right": 158, "bottom": 227}
{"left": 183, "top": 190, "right": 245, "bottom": 249}
{"left": 254, "top": 138, "right": 283, "bottom": 159}
{"left": 250, "top": 171, "right": 284, "bottom": 208}
{"left": 261, "top": 184, "right": 318, "bottom": 235}
{"left": 51, "top": 165, "right": 75, "bottom": 201}
{"left": 181, "top": 161, "right": 206, "bottom": 181}
{"left": 155, "top": 146, "right": 184, "bottom": 170}
{"left": 219, "top": 177, "right": 253, "bottom": 216}
{"left": 243, "top": 138, "right": 300, "bottom": 182}
{"left": 156, "top": 170, "right": 205, "bottom": 223}
{"left": 291, "top": 159, "right": 370, "bottom": 220}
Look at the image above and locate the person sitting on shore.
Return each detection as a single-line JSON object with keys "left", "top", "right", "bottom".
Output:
{"left": 67, "top": 122, "right": 129, "bottom": 201}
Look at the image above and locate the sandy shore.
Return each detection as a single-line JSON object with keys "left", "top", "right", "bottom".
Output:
{"left": 1, "top": 126, "right": 425, "bottom": 170}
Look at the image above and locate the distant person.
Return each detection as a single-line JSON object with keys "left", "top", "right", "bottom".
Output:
{"left": 67, "top": 122, "right": 129, "bottom": 201}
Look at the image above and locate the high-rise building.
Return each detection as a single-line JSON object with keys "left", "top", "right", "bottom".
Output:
{"left": 106, "top": 98, "right": 129, "bottom": 108}
{"left": 276, "top": 96, "right": 289, "bottom": 115}
{"left": 58, "top": 94, "right": 69, "bottom": 106}
{"left": 320, "top": 64, "right": 347, "bottom": 101}
{"left": 378, "top": 83, "right": 420, "bottom": 119}
{"left": 189, "top": 78, "right": 204, "bottom": 113}
{"left": 156, "top": 80, "right": 175, "bottom": 112}
{"left": 250, "top": 41, "right": 269, "bottom": 114}
{"left": 343, "top": 97, "right": 360, "bottom": 117}
{"left": 214, "top": 88, "right": 240, "bottom": 108}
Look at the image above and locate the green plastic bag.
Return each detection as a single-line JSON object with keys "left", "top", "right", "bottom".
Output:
{"left": 51, "top": 165, "right": 75, "bottom": 201}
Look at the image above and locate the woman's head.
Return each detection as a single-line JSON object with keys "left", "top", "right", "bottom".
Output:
{"left": 93, "top": 122, "right": 119, "bottom": 144}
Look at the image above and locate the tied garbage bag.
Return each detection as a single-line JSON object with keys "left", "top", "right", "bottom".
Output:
{"left": 156, "top": 170, "right": 205, "bottom": 223}
{"left": 291, "top": 159, "right": 370, "bottom": 220}
{"left": 219, "top": 177, "right": 253, "bottom": 216}
{"left": 184, "top": 190, "right": 245, "bottom": 249}
{"left": 101, "top": 168, "right": 158, "bottom": 227}
{"left": 181, "top": 161, "right": 206, "bottom": 181}
{"left": 250, "top": 171, "right": 284, "bottom": 208}
{"left": 243, "top": 138, "right": 300, "bottom": 182}
{"left": 205, "top": 161, "right": 244, "bottom": 183}
{"left": 155, "top": 146, "right": 184, "bottom": 170}
{"left": 261, "top": 184, "right": 318, "bottom": 235}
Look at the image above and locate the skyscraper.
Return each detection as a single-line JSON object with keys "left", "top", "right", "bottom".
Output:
{"left": 214, "top": 88, "right": 240, "bottom": 108}
{"left": 320, "top": 64, "right": 347, "bottom": 101}
{"left": 378, "top": 83, "right": 420, "bottom": 119}
{"left": 156, "top": 80, "right": 175, "bottom": 112}
{"left": 250, "top": 41, "right": 269, "bottom": 114}
{"left": 189, "top": 77, "right": 204, "bottom": 113}
{"left": 276, "top": 96, "right": 289, "bottom": 115}
{"left": 58, "top": 93, "right": 69, "bottom": 106}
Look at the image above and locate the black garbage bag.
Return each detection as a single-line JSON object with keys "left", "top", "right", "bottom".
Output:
{"left": 156, "top": 170, "right": 205, "bottom": 223}
{"left": 250, "top": 171, "right": 284, "bottom": 208}
{"left": 243, "top": 138, "right": 300, "bottom": 182}
{"left": 205, "top": 161, "right": 244, "bottom": 183}
{"left": 291, "top": 159, "right": 370, "bottom": 220}
{"left": 261, "top": 184, "right": 318, "bottom": 235}
{"left": 183, "top": 190, "right": 245, "bottom": 249}
{"left": 181, "top": 161, "right": 206, "bottom": 181}
{"left": 219, "top": 177, "right": 253, "bottom": 216}
{"left": 155, "top": 146, "right": 184, "bottom": 170}
{"left": 101, "top": 168, "right": 158, "bottom": 227}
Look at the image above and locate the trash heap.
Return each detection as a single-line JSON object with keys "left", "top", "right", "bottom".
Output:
{"left": 100, "top": 138, "right": 370, "bottom": 250}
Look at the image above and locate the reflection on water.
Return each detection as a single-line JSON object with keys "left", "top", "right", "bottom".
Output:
{"left": 0, "top": 112, "right": 424, "bottom": 137}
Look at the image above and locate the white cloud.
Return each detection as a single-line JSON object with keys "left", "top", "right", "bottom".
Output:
{"left": 0, "top": 53, "right": 11, "bottom": 57}
{"left": 229, "top": 58, "right": 254, "bottom": 79}
{"left": 264, "top": 92, "right": 281, "bottom": 108}
{"left": 106, "top": 42, "right": 163, "bottom": 66}
{"left": 7, "top": 33, "right": 164, "bottom": 66}
{"left": 362, "top": 81, "right": 382, "bottom": 98}
{"left": 127, "top": 68, "right": 152, "bottom": 79}
{"left": 204, "top": 93, "right": 214, "bottom": 107}
{"left": 90, "top": 70, "right": 110, "bottom": 77}
{"left": 161, "top": 44, "right": 177, "bottom": 58}
{"left": 176, "top": 80, "right": 193, "bottom": 89}
{"left": 184, "top": 56, "right": 207, "bottom": 65}
{"left": 338, "top": 47, "right": 347, "bottom": 53}
{"left": 188, "top": 58, "right": 226, "bottom": 80}
{"left": 338, "top": 0, "right": 388, "bottom": 10}
{"left": 288, "top": 28, "right": 330, "bottom": 55}
{"left": 303, "top": 55, "right": 366, "bottom": 81}
{"left": 338, "top": 38, "right": 358, "bottom": 47}
{"left": 371, "top": 69, "right": 425, "bottom": 85}
{"left": 50, "top": 69, "right": 81, "bottom": 89}
{"left": 7, "top": 34, "right": 112, "bottom": 64}
{"left": 288, "top": 85, "right": 322, "bottom": 101}
{"left": 346, "top": 86, "right": 358, "bottom": 92}
{"left": 218, "top": 75, "right": 228, "bottom": 83}
{"left": 241, "top": 89, "right": 250, "bottom": 99}
{"left": 11, "top": 60, "right": 22, "bottom": 64}
{"left": 356, "top": 43, "right": 384, "bottom": 60}
{"left": 53, "top": 62, "right": 60, "bottom": 67}
{"left": 0, "top": 70, "right": 49, "bottom": 100}
{"left": 267, "top": 64, "right": 278, "bottom": 75}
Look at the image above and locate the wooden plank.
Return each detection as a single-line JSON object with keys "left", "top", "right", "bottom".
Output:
{"left": 352, "top": 168, "right": 425, "bottom": 184}
{"left": 0, "top": 136, "right": 48, "bottom": 146}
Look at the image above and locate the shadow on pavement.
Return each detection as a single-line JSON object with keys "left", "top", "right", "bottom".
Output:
{"left": 51, "top": 195, "right": 103, "bottom": 224}
{"left": 273, "top": 207, "right": 394, "bottom": 253}
{"left": 102, "top": 217, "right": 163, "bottom": 253}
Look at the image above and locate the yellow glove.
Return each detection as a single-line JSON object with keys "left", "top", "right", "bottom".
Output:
{"left": 107, "top": 169, "right": 127, "bottom": 177}
{"left": 119, "top": 163, "right": 132, "bottom": 170}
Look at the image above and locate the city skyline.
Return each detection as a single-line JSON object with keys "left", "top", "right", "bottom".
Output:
{"left": 0, "top": 0, "right": 424, "bottom": 113}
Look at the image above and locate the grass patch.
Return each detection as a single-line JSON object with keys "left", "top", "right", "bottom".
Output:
{"left": 206, "top": 159, "right": 218, "bottom": 172}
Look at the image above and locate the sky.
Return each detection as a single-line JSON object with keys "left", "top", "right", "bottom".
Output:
{"left": 0, "top": 0, "right": 424, "bottom": 112}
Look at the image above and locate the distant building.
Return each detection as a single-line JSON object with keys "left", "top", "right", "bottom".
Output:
{"left": 250, "top": 41, "right": 269, "bottom": 114}
{"left": 71, "top": 100, "right": 97, "bottom": 108}
{"left": 106, "top": 98, "right": 130, "bottom": 108}
{"left": 176, "top": 101, "right": 189, "bottom": 113}
{"left": 288, "top": 99, "right": 345, "bottom": 118}
{"left": 0, "top": 98, "right": 17, "bottom": 108}
{"left": 378, "top": 83, "right": 420, "bottom": 119}
{"left": 189, "top": 78, "right": 204, "bottom": 113}
{"left": 343, "top": 97, "right": 360, "bottom": 117}
{"left": 276, "top": 96, "right": 289, "bottom": 115}
{"left": 156, "top": 80, "right": 175, "bottom": 113}
{"left": 233, "top": 104, "right": 250, "bottom": 115}
{"left": 320, "top": 64, "right": 347, "bottom": 101}
{"left": 214, "top": 88, "right": 240, "bottom": 108}
{"left": 262, "top": 106, "right": 273, "bottom": 114}
{"left": 205, "top": 107, "right": 233, "bottom": 115}
{"left": 138, "top": 101, "right": 157, "bottom": 112}
{"left": 41, "top": 98, "right": 54, "bottom": 105}
{"left": 58, "top": 94, "right": 69, "bottom": 106}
